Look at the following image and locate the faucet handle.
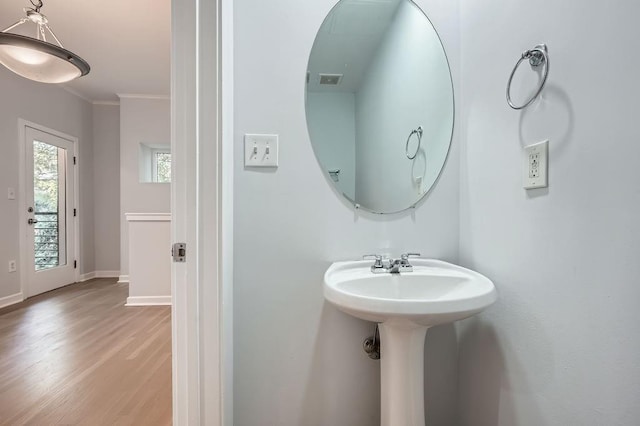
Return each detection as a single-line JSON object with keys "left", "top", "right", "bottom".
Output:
{"left": 400, "top": 252, "right": 421, "bottom": 261}
{"left": 364, "top": 254, "right": 389, "bottom": 272}
{"left": 362, "top": 254, "right": 382, "bottom": 265}
{"left": 363, "top": 254, "right": 384, "bottom": 267}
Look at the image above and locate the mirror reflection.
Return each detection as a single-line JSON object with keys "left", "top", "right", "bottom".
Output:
{"left": 305, "top": 0, "right": 454, "bottom": 213}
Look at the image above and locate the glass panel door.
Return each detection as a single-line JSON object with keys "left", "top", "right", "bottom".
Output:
{"left": 33, "top": 141, "right": 67, "bottom": 270}
{"left": 24, "top": 125, "right": 76, "bottom": 298}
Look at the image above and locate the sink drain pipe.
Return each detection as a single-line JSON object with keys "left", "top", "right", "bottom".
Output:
{"left": 363, "top": 324, "right": 380, "bottom": 360}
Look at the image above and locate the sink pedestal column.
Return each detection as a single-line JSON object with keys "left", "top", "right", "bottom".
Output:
{"left": 379, "top": 321, "right": 429, "bottom": 426}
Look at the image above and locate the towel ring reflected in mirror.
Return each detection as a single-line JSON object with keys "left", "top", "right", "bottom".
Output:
{"left": 506, "top": 43, "right": 549, "bottom": 110}
{"left": 305, "top": 0, "right": 454, "bottom": 214}
{"left": 406, "top": 126, "right": 423, "bottom": 160}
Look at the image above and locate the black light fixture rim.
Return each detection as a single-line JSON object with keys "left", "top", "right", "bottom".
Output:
{"left": 0, "top": 32, "right": 90, "bottom": 76}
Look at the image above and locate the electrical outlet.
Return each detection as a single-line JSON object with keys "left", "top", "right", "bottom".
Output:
{"left": 7, "top": 187, "right": 15, "bottom": 200}
{"left": 523, "top": 140, "right": 548, "bottom": 189}
{"left": 244, "top": 134, "right": 279, "bottom": 168}
{"left": 8, "top": 260, "right": 16, "bottom": 273}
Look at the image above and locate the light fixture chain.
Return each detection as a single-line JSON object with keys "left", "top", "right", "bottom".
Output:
{"left": 38, "top": 23, "right": 47, "bottom": 42}
{"left": 1, "top": 18, "right": 29, "bottom": 33}
{"left": 29, "top": 0, "right": 44, "bottom": 13}
{"left": 44, "top": 24, "right": 63, "bottom": 47}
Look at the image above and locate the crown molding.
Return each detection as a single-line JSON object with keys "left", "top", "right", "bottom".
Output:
{"left": 92, "top": 100, "right": 120, "bottom": 106}
{"left": 117, "top": 93, "right": 171, "bottom": 100}
{"left": 60, "top": 85, "right": 92, "bottom": 103}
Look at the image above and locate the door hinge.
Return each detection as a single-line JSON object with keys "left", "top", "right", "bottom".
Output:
{"left": 74, "top": 260, "right": 77, "bottom": 269}
{"left": 73, "top": 208, "right": 77, "bottom": 217}
{"left": 73, "top": 156, "right": 77, "bottom": 165}
{"left": 172, "top": 243, "right": 186, "bottom": 262}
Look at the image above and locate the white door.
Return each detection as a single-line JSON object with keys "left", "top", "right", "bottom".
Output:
{"left": 24, "top": 125, "right": 76, "bottom": 297}
{"left": 171, "top": 0, "right": 231, "bottom": 423}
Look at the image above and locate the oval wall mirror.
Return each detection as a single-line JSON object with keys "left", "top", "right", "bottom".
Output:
{"left": 305, "top": 0, "right": 454, "bottom": 214}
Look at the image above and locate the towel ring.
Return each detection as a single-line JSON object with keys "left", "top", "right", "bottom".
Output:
{"left": 506, "top": 44, "right": 549, "bottom": 110}
{"left": 406, "top": 126, "right": 423, "bottom": 160}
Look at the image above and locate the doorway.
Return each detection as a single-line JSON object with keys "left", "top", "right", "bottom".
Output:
{"left": 20, "top": 121, "right": 78, "bottom": 298}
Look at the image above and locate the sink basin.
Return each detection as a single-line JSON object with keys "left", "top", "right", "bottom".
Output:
{"left": 323, "top": 258, "right": 497, "bottom": 426}
{"left": 324, "top": 259, "right": 497, "bottom": 326}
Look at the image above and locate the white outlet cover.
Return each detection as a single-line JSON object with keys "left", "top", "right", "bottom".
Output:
{"left": 523, "top": 140, "right": 548, "bottom": 189}
{"left": 244, "top": 134, "right": 279, "bottom": 168}
{"left": 8, "top": 260, "right": 16, "bottom": 273}
{"left": 7, "top": 187, "right": 15, "bottom": 200}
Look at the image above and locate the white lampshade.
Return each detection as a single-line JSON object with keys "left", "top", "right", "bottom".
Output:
{"left": 0, "top": 33, "right": 89, "bottom": 83}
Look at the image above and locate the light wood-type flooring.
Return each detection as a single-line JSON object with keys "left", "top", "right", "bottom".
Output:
{"left": 0, "top": 279, "right": 172, "bottom": 425}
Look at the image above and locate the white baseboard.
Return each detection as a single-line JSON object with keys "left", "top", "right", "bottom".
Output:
{"left": 95, "top": 271, "right": 120, "bottom": 278}
{"left": 79, "top": 271, "right": 120, "bottom": 282}
{"left": 117, "top": 275, "right": 130, "bottom": 283}
{"left": 79, "top": 272, "right": 96, "bottom": 282}
{"left": 125, "top": 296, "right": 172, "bottom": 306}
{"left": 0, "top": 292, "right": 24, "bottom": 309}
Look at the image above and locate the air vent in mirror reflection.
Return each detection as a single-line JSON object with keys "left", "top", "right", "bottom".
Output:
{"left": 319, "top": 73, "right": 343, "bottom": 85}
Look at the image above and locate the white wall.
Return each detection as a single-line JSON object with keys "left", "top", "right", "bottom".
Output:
{"left": 306, "top": 92, "right": 356, "bottom": 200}
{"left": 233, "top": 0, "right": 460, "bottom": 424}
{"left": 119, "top": 97, "right": 171, "bottom": 277}
{"left": 457, "top": 0, "right": 640, "bottom": 424}
{"left": 355, "top": 0, "right": 454, "bottom": 213}
{"left": 92, "top": 104, "right": 120, "bottom": 273}
{"left": 125, "top": 214, "right": 171, "bottom": 305}
{"left": 0, "top": 67, "right": 94, "bottom": 299}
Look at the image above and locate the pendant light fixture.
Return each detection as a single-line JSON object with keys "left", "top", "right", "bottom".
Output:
{"left": 0, "top": 0, "right": 90, "bottom": 84}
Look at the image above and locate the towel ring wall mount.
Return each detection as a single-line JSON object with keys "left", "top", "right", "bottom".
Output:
{"left": 506, "top": 43, "right": 549, "bottom": 110}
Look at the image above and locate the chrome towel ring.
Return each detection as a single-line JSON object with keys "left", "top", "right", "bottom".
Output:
{"left": 506, "top": 44, "right": 549, "bottom": 110}
{"left": 406, "top": 126, "right": 423, "bottom": 160}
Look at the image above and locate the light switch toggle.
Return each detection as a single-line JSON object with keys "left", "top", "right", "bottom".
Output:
{"left": 245, "top": 134, "right": 279, "bottom": 168}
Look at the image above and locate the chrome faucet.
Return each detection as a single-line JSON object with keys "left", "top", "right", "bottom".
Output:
{"left": 363, "top": 253, "right": 421, "bottom": 274}
{"left": 363, "top": 254, "right": 389, "bottom": 273}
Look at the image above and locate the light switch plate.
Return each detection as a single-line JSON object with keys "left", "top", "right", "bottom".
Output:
{"left": 8, "top": 260, "right": 16, "bottom": 273}
{"left": 523, "top": 140, "right": 548, "bottom": 189}
{"left": 244, "top": 134, "right": 278, "bottom": 168}
{"left": 7, "top": 187, "right": 15, "bottom": 200}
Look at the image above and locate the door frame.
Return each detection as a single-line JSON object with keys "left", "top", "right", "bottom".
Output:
{"left": 18, "top": 119, "right": 80, "bottom": 299}
{"left": 171, "top": 0, "right": 233, "bottom": 424}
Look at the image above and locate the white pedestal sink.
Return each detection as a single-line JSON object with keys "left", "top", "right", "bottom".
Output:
{"left": 324, "top": 259, "right": 497, "bottom": 426}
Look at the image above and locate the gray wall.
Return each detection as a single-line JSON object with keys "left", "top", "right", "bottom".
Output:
{"left": 233, "top": 0, "right": 460, "bottom": 424}
{"left": 457, "top": 0, "right": 640, "bottom": 424}
{"left": 0, "top": 67, "right": 94, "bottom": 298}
{"left": 119, "top": 97, "right": 171, "bottom": 277}
{"left": 92, "top": 104, "right": 121, "bottom": 273}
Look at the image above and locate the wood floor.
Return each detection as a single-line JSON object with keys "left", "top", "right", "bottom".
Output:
{"left": 0, "top": 279, "right": 172, "bottom": 425}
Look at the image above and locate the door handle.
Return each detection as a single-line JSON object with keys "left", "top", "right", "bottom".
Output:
{"left": 28, "top": 218, "right": 38, "bottom": 225}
